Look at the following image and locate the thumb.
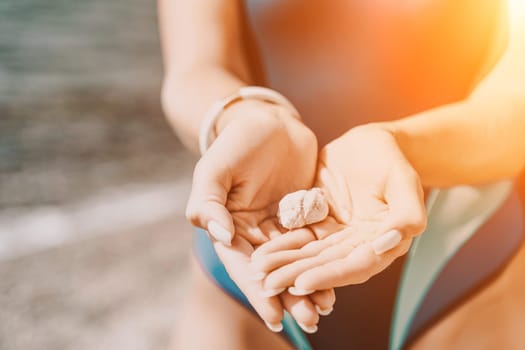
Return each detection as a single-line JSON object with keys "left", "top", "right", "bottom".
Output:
{"left": 186, "top": 158, "right": 235, "bottom": 246}
{"left": 384, "top": 163, "right": 427, "bottom": 238}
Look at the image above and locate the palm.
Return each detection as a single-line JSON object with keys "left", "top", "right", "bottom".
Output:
{"left": 211, "top": 120, "right": 328, "bottom": 330}
{"left": 250, "top": 127, "right": 426, "bottom": 292}
{"left": 187, "top": 108, "right": 325, "bottom": 330}
{"left": 216, "top": 112, "right": 317, "bottom": 244}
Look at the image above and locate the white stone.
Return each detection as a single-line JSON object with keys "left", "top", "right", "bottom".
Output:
{"left": 278, "top": 188, "right": 329, "bottom": 230}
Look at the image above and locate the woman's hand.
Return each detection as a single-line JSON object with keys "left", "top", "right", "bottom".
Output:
{"left": 250, "top": 124, "right": 427, "bottom": 292}
{"left": 186, "top": 100, "right": 331, "bottom": 331}
{"left": 186, "top": 100, "right": 317, "bottom": 245}
{"left": 214, "top": 227, "right": 335, "bottom": 333}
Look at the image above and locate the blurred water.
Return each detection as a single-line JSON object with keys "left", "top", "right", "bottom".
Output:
{"left": 0, "top": 0, "right": 195, "bottom": 209}
{"left": 0, "top": 0, "right": 160, "bottom": 101}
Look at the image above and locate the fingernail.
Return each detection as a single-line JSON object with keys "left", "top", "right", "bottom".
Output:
{"left": 298, "top": 322, "right": 318, "bottom": 334}
{"left": 208, "top": 220, "right": 232, "bottom": 246}
{"left": 315, "top": 305, "right": 333, "bottom": 316}
{"left": 372, "top": 229, "right": 402, "bottom": 255}
{"left": 250, "top": 272, "right": 266, "bottom": 281}
{"left": 264, "top": 321, "right": 283, "bottom": 333}
{"left": 288, "top": 286, "right": 315, "bottom": 296}
{"left": 247, "top": 226, "right": 266, "bottom": 241}
{"left": 260, "top": 287, "right": 286, "bottom": 298}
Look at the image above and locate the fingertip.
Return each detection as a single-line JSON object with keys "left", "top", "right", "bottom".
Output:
{"left": 298, "top": 322, "right": 318, "bottom": 334}
{"left": 256, "top": 300, "right": 284, "bottom": 327}
{"left": 246, "top": 226, "right": 269, "bottom": 244}
{"left": 264, "top": 321, "right": 283, "bottom": 333}
{"left": 315, "top": 305, "right": 333, "bottom": 316}
{"left": 309, "top": 289, "right": 336, "bottom": 314}
{"left": 288, "top": 286, "right": 315, "bottom": 296}
{"left": 281, "top": 293, "right": 319, "bottom": 330}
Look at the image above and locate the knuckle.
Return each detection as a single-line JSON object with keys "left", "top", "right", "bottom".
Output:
{"left": 185, "top": 204, "right": 201, "bottom": 226}
{"left": 314, "top": 290, "right": 336, "bottom": 308}
{"left": 392, "top": 208, "right": 427, "bottom": 236}
{"left": 407, "top": 210, "right": 427, "bottom": 235}
{"left": 325, "top": 290, "right": 336, "bottom": 305}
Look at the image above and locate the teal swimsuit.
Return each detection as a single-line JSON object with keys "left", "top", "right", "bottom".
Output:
{"left": 194, "top": 182, "right": 523, "bottom": 349}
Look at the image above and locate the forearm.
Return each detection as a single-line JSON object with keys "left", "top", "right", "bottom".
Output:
{"left": 158, "top": 0, "right": 253, "bottom": 152}
{"left": 383, "top": 92, "right": 525, "bottom": 188}
{"left": 161, "top": 66, "right": 249, "bottom": 152}
{"left": 377, "top": 1, "right": 525, "bottom": 188}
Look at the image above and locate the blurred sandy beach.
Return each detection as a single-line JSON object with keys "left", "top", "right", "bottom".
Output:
{"left": 0, "top": 1, "right": 195, "bottom": 348}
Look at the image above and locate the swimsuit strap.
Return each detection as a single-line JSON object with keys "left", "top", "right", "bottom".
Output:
{"left": 282, "top": 313, "right": 314, "bottom": 350}
{"left": 390, "top": 181, "right": 513, "bottom": 350}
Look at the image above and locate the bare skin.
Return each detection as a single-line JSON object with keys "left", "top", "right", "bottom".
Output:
{"left": 159, "top": 0, "right": 331, "bottom": 335}
{"left": 173, "top": 258, "right": 293, "bottom": 350}
{"left": 412, "top": 234, "right": 525, "bottom": 349}
{"left": 160, "top": 0, "right": 525, "bottom": 348}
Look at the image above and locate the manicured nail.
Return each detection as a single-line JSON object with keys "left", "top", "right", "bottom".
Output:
{"left": 288, "top": 286, "right": 315, "bottom": 296}
{"left": 298, "top": 322, "right": 318, "bottom": 334}
{"left": 264, "top": 321, "right": 283, "bottom": 333}
{"left": 207, "top": 220, "right": 232, "bottom": 246}
{"left": 260, "top": 287, "right": 286, "bottom": 298}
{"left": 247, "top": 226, "right": 267, "bottom": 241}
{"left": 250, "top": 272, "right": 266, "bottom": 281}
{"left": 372, "top": 230, "right": 402, "bottom": 255}
{"left": 315, "top": 305, "right": 333, "bottom": 316}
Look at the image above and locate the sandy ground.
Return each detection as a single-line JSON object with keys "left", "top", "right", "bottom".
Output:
{"left": 0, "top": 216, "right": 193, "bottom": 350}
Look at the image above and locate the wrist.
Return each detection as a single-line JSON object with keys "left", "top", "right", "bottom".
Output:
{"left": 368, "top": 120, "right": 448, "bottom": 187}
{"left": 161, "top": 69, "right": 246, "bottom": 153}
{"left": 342, "top": 122, "right": 398, "bottom": 146}
{"left": 215, "top": 100, "right": 278, "bottom": 134}
{"left": 362, "top": 121, "right": 411, "bottom": 155}
{"left": 199, "top": 86, "right": 302, "bottom": 154}
{"left": 341, "top": 122, "right": 419, "bottom": 174}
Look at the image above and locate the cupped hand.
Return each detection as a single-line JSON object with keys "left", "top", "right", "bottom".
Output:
{"left": 185, "top": 100, "right": 332, "bottom": 331}
{"left": 186, "top": 100, "right": 317, "bottom": 245}
{"left": 250, "top": 124, "right": 427, "bottom": 293}
{"left": 214, "top": 220, "right": 335, "bottom": 333}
